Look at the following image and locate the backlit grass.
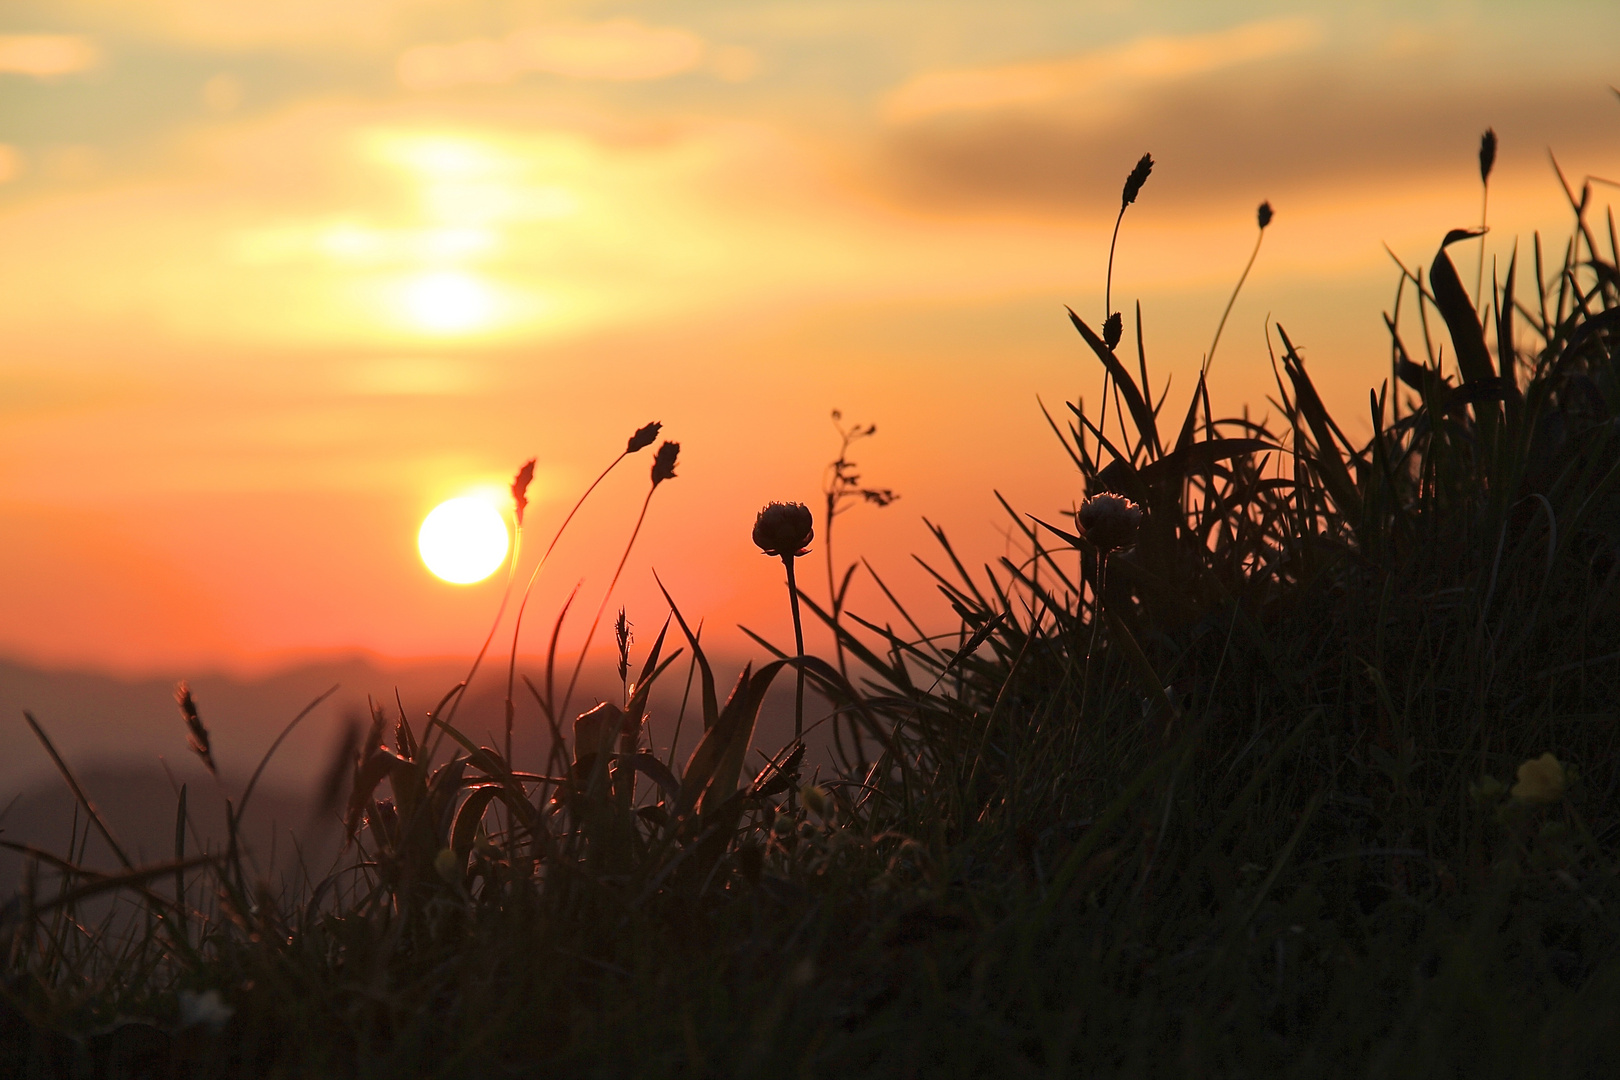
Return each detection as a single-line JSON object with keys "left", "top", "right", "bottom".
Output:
{"left": 3, "top": 131, "right": 1619, "bottom": 1079}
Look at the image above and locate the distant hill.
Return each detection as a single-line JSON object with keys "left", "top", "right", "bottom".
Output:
{"left": 0, "top": 763, "right": 344, "bottom": 896}
{"left": 0, "top": 648, "right": 809, "bottom": 894}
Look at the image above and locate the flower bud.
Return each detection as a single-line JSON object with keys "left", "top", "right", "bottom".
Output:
{"left": 753, "top": 501, "right": 814, "bottom": 558}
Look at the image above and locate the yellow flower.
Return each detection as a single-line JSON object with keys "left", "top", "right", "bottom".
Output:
{"left": 434, "top": 847, "right": 462, "bottom": 883}
{"left": 1511, "top": 752, "right": 1565, "bottom": 804}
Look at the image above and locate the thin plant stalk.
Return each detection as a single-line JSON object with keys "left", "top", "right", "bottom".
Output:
{"left": 1104, "top": 209, "right": 1126, "bottom": 328}
{"left": 557, "top": 485, "right": 658, "bottom": 727}
{"left": 558, "top": 440, "right": 677, "bottom": 724}
{"left": 505, "top": 452, "right": 625, "bottom": 757}
{"left": 505, "top": 422, "right": 659, "bottom": 760}
{"left": 1476, "top": 128, "right": 1497, "bottom": 311}
{"left": 446, "top": 519, "right": 521, "bottom": 733}
{"left": 1206, "top": 204, "right": 1272, "bottom": 377}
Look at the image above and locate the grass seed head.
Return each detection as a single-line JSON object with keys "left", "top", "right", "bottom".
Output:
{"left": 628, "top": 421, "right": 661, "bottom": 453}
{"left": 1078, "top": 493, "right": 1142, "bottom": 553}
{"left": 614, "top": 607, "right": 632, "bottom": 684}
{"left": 1121, "top": 152, "right": 1154, "bottom": 208}
{"left": 1258, "top": 201, "right": 1274, "bottom": 229}
{"left": 753, "top": 501, "right": 814, "bottom": 558}
{"left": 651, "top": 441, "right": 679, "bottom": 485}
{"left": 1479, "top": 128, "right": 1497, "bottom": 185}
{"left": 174, "top": 681, "right": 217, "bottom": 776}
{"left": 511, "top": 459, "right": 535, "bottom": 526}
{"left": 1103, "top": 311, "right": 1124, "bottom": 350}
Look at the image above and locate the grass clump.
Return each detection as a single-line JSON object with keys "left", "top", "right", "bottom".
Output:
{"left": 4, "top": 135, "right": 1620, "bottom": 1079}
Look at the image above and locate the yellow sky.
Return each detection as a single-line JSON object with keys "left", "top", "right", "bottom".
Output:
{"left": 1, "top": 1, "right": 1617, "bottom": 675}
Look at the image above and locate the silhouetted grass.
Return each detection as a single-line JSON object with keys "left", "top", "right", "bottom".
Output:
{"left": 4, "top": 134, "right": 1620, "bottom": 1079}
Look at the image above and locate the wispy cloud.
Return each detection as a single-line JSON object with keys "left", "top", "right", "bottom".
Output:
{"left": 882, "top": 17, "right": 1321, "bottom": 124}
{"left": 0, "top": 34, "right": 101, "bottom": 78}
{"left": 397, "top": 19, "right": 737, "bottom": 89}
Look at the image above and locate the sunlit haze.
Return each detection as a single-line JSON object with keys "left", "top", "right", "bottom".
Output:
{"left": 1, "top": 1, "right": 1617, "bottom": 675}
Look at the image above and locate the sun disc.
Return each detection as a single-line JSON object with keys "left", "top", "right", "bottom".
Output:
{"left": 405, "top": 270, "right": 494, "bottom": 333}
{"left": 418, "top": 496, "right": 509, "bottom": 584}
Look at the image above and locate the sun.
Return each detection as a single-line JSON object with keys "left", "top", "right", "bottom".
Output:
{"left": 404, "top": 270, "right": 494, "bottom": 333}
{"left": 418, "top": 496, "right": 509, "bottom": 584}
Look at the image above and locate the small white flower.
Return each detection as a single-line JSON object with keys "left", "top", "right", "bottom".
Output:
{"left": 177, "top": 988, "right": 234, "bottom": 1031}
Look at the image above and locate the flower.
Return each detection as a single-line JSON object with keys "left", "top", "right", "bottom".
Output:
{"left": 1511, "top": 752, "right": 1565, "bottom": 804}
{"left": 753, "top": 502, "right": 814, "bottom": 558}
{"left": 1077, "top": 493, "right": 1142, "bottom": 553}
{"left": 1257, "top": 201, "right": 1274, "bottom": 229}
{"left": 177, "top": 988, "right": 234, "bottom": 1031}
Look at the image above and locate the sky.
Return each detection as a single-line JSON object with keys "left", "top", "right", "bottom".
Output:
{"left": 1, "top": 0, "right": 1617, "bottom": 678}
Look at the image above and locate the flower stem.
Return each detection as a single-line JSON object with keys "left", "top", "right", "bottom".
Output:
{"left": 1083, "top": 553, "right": 1107, "bottom": 705}
{"left": 1206, "top": 228, "right": 1265, "bottom": 377}
{"left": 784, "top": 554, "right": 806, "bottom": 743}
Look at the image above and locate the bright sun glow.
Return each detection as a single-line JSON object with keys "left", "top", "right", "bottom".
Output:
{"left": 418, "top": 496, "right": 509, "bottom": 584}
{"left": 405, "top": 270, "right": 494, "bottom": 333}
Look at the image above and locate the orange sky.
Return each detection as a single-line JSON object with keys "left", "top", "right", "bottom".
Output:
{"left": 1, "top": 1, "right": 1618, "bottom": 677}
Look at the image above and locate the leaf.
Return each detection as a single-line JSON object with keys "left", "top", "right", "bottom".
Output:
{"left": 1497, "top": 249, "right": 1519, "bottom": 390}
{"left": 1440, "top": 227, "right": 1486, "bottom": 249}
{"left": 1067, "top": 307, "right": 1160, "bottom": 458}
{"left": 1428, "top": 243, "right": 1496, "bottom": 387}
{"left": 1137, "top": 438, "right": 1277, "bottom": 488}
{"left": 628, "top": 753, "right": 682, "bottom": 802}
{"left": 682, "top": 660, "right": 790, "bottom": 820}
{"left": 450, "top": 785, "right": 503, "bottom": 856}
{"left": 346, "top": 742, "right": 404, "bottom": 840}
{"left": 654, "top": 573, "right": 720, "bottom": 731}
{"left": 1275, "top": 325, "right": 1363, "bottom": 523}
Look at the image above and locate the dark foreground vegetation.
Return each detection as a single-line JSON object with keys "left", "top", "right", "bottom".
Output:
{"left": 5, "top": 137, "right": 1620, "bottom": 1078}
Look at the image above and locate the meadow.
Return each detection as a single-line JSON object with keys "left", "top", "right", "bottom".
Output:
{"left": 3, "top": 133, "right": 1619, "bottom": 1079}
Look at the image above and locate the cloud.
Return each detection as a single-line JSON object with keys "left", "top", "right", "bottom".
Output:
{"left": 874, "top": 55, "right": 1620, "bottom": 216}
{"left": 397, "top": 19, "right": 710, "bottom": 89}
{"left": 0, "top": 34, "right": 101, "bottom": 78}
{"left": 45, "top": 0, "right": 428, "bottom": 51}
{"left": 881, "top": 17, "right": 1320, "bottom": 124}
